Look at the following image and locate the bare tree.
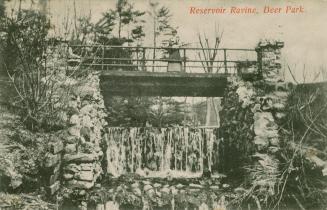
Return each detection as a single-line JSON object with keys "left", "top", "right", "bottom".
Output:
{"left": 197, "top": 25, "right": 223, "bottom": 127}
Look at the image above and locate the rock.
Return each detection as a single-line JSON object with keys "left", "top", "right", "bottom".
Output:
{"left": 63, "top": 153, "right": 97, "bottom": 163}
{"left": 160, "top": 187, "right": 170, "bottom": 194}
{"left": 44, "top": 153, "right": 61, "bottom": 168}
{"left": 189, "top": 183, "right": 203, "bottom": 189}
{"left": 50, "top": 141, "right": 64, "bottom": 154}
{"left": 76, "top": 85, "right": 96, "bottom": 99}
{"left": 69, "top": 114, "right": 80, "bottom": 125}
{"left": 153, "top": 183, "right": 162, "bottom": 188}
{"left": 64, "top": 164, "right": 81, "bottom": 174}
{"left": 79, "top": 190, "right": 86, "bottom": 196}
{"left": 145, "top": 188, "right": 155, "bottom": 197}
{"left": 48, "top": 181, "right": 60, "bottom": 195}
{"left": 49, "top": 169, "right": 61, "bottom": 185}
{"left": 176, "top": 183, "right": 184, "bottom": 189}
{"left": 143, "top": 184, "right": 153, "bottom": 191}
{"left": 254, "top": 112, "right": 279, "bottom": 138}
{"left": 68, "top": 126, "right": 80, "bottom": 137}
{"left": 268, "top": 146, "right": 280, "bottom": 153}
{"left": 275, "top": 112, "right": 286, "bottom": 120}
{"left": 63, "top": 173, "right": 74, "bottom": 180}
{"left": 75, "top": 170, "right": 94, "bottom": 181}
{"left": 94, "top": 164, "right": 102, "bottom": 177}
{"left": 80, "top": 163, "right": 93, "bottom": 171}
{"left": 222, "top": 184, "right": 230, "bottom": 189}
{"left": 105, "top": 201, "right": 119, "bottom": 210}
{"left": 64, "top": 135, "right": 79, "bottom": 144}
{"left": 131, "top": 182, "right": 139, "bottom": 189}
{"left": 322, "top": 167, "right": 327, "bottom": 176}
{"left": 96, "top": 204, "right": 105, "bottom": 210}
{"left": 80, "top": 104, "right": 93, "bottom": 115}
{"left": 273, "top": 103, "right": 285, "bottom": 110}
{"left": 170, "top": 186, "right": 178, "bottom": 195}
{"left": 82, "top": 142, "right": 95, "bottom": 153}
{"left": 79, "top": 201, "right": 88, "bottom": 210}
{"left": 133, "top": 188, "right": 142, "bottom": 196}
{"left": 68, "top": 100, "right": 78, "bottom": 109}
{"left": 67, "top": 179, "right": 94, "bottom": 189}
{"left": 210, "top": 186, "right": 220, "bottom": 190}
{"left": 80, "top": 127, "right": 91, "bottom": 140}
{"left": 199, "top": 203, "right": 209, "bottom": 210}
{"left": 155, "top": 191, "right": 162, "bottom": 197}
{"left": 57, "top": 111, "right": 68, "bottom": 123}
{"left": 142, "top": 180, "right": 151, "bottom": 185}
{"left": 234, "top": 187, "right": 247, "bottom": 194}
{"left": 65, "top": 143, "right": 77, "bottom": 154}
{"left": 254, "top": 136, "right": 269, "bottom": 148}
{"left": 270, "top": 137, "right": 279, "bottom": 146}
{"left": 81, "top": 115, "right": 93, "bottom": 128}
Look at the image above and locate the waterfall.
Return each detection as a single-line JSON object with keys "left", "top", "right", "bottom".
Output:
{"left": 106, "top": 127, "right": 218, "bottom": 177}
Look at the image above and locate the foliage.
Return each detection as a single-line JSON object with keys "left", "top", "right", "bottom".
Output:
{"left": 232, "top": 83, "right": 327, "bottom": 209}
{"left": 0, "top": 9, "right": 70, "bottom": 131}
{"left": 148, "top": 2, "right": 176, "bottom": 47}
{"left": 106, "top": 96, "right": 188, "bottom": 127}
{"left": 271, "top": 83, "right": 327, "bottom": 209}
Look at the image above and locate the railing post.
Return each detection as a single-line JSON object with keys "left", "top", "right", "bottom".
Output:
{"left": 102, "top": 45, "right": 105, "bottom": 70}
{"left": 256, "top": 48, "right": 263, "bottom": 79}
{"left": 183, "top": 49, "right": 186, "bottom": 72}
{"left": 136, "top": 47, "right": 139, "bottom": 71}
{"left": 142, "top": 48, "right": 146, "bottom": 71}
{"left": 223, "top": 49, "right": 228, "bottom": 74}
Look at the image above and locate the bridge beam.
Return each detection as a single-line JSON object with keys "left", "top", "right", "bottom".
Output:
{"left": 100, "top": 71, "right": 229, "bottom": 97}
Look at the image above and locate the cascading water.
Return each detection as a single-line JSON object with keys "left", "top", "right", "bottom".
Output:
{"left": 106, "top": 127, "right": 218, "bottom": 178}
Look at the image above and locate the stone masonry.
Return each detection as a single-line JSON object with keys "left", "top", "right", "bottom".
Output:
{"left": 219, "top": 40, "right": 289, "bottom": 199}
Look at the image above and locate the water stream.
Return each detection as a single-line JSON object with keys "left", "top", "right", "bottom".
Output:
{"left": 105, "top": 127, "right": 218, "bottom": 178}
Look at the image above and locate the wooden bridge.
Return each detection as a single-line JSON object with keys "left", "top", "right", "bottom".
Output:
{"left": 67, "top": 45, "right": 262, "bottom": 97}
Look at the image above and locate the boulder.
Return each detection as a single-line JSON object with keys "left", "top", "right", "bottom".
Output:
{"left": 80, "top": 163, "right": 93, "bottom": 171}
{"left": 74, "top": 170, "right": 94, "bottom": 181}
{"left": 133, "top": 188, "right": 142, "bottom": 196}
{"left": 65, "top": 143, "right": 77, "bottom": 154}
{"left": 63, "top": 153, "right": 97, "bottom": 163}
{"left": 143, "top": 184, "right": 153, "bottom": 191}
{"left": 50, "top": 141, "right": 64, "bottom": 154}
{"left": 160, "top": 187, "right": 170, "bottom": 194}
{"left": 63, "top": 173, "right": 74, "bottom": 180}
{"left": 81, "top": 115, "right": 93, "bottom": 128}
{"left": 67, "top": 179, "right": 94, "bottom": 189}
{"left": 69, "top": 114, "right": 80, "bottom": 125}
{"left": 64, "top": 163, "right": 81, "bottom": 174}
{"left": 189, "top": 183, "right": 203, "bottom": 189}
{"left": 68, "top": 126, "right": 81, "bottom": 137}
{"left": 48, "top": 181, "right": 60, "bottom": 195}
{"left": 44, "top": 153, "right": 61, "bottom": 168}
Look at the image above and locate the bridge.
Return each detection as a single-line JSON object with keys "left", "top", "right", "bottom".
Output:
{"left": 67, "top": 45, "right": 262, "bottom": 97}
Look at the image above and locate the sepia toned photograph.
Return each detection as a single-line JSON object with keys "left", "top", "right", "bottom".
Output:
{"left": 0, "top": 0, "right": 326, "bottom": 209}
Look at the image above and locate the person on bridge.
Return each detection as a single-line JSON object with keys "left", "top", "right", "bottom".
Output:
{"left": 167, "top": 30, "right": 183, "bottom": 72}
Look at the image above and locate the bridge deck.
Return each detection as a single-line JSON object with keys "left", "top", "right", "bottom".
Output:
{"left": 100, "top": 71, "right": 230, "bottom": 97}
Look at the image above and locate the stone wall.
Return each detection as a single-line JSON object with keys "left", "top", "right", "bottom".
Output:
{"left": 219, "top": 40, "right": 289, "bottom": 198}
{"left": 59, "top": 73, "right": 108, "bottom": 207}
{"left": 42, "top": 137, "right": 64, "bottom": 196}
{"left": 37, "top": 72, "right": 108, "bottom": 207}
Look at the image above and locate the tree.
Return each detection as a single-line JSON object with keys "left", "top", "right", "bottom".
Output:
{"left": 0, "top": 9, "right": 64, "bottom": 131}
{"left": 115, "top": 0, "right": 145, "bottom": 41}
{"left": 148, "top": 1, "right": 176, "bottom": 71}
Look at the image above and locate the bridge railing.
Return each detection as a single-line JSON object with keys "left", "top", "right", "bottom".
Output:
{"left": 66, "top": 45, "right": 261, "bottom": 74}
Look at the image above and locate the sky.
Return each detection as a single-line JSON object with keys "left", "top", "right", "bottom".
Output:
{"left": 7, "top": 0, "right": 327, "bottom": 82}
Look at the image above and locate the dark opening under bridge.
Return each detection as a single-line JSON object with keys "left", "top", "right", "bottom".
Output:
{"left": 67, "top": 45, "right": 262, "bottom": 97}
